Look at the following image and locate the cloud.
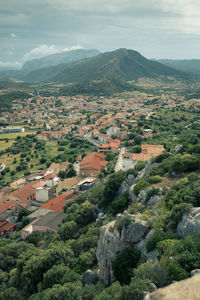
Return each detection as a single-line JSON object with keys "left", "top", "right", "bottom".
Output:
{"left": 22, "top": 44, "right": 83, "bottom": 62}
{"left": 10, "top": 33, "right": 17, "bottom": 38}
{"left": 0, "top": 61, "right": 21, "bottom": 69}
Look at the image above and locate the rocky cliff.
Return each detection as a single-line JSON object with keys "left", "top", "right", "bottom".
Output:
{"left": 96, "top": 213, "right": 157, "bottom": 285}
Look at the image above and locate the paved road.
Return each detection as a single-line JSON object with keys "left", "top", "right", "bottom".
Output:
{"left": 115, "top": 148, "right": 125, "bottom": 172}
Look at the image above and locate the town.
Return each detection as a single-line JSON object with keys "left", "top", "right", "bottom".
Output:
{"left": 0, "top": 88, "right": 198, "bottom": 239}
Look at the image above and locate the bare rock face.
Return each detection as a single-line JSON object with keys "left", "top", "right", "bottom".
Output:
{"left": 176, "top": 207, "right": 200, "bottom": 238}
{"left": 144, "top": 274, "right": 200, "bottom": 300}
{"left": 96, "top": 214, "right": 149, "bottom": 285}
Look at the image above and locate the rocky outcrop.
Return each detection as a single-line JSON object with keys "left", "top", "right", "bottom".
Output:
{"left": 144, "top": 274, "right": 200, "bottom": 300}
{"left": 82, "top": 270, "right": 96, "bottom": 284}
{"left": 173, "top": 144, "right": 184, "bottom": 155}
{"left": 191, "top": 269, "right": 200, "bottom": 277}
{"left": 96, "top": 214, "right": 150, "bottom": 285}
{"left": 176, "top": 207, "right": 200, "bottom": 238}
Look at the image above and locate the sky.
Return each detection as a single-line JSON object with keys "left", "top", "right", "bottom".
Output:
{"left": 1, "top": 0, "right": 200, "bottom": 69}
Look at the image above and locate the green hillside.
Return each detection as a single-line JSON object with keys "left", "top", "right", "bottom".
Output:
{"left": 54, "top": 48, "right": 186, "bottom": 83}
{"left": 59, "top": 78, "right": 135, "bottom": 96}
{"left": 156, "top": 59, "right": 200, "bottom": 76}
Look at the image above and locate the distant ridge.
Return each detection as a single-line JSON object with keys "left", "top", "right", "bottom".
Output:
{"left": 22, "top": 49, "right": 100, "bottom": 72}
{"left": 155, "top": 59, "right": 200, "bottom": 76}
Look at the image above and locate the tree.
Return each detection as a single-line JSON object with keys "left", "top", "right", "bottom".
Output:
{"left": 112, "top": 247, "right": 141, "bottom": 285}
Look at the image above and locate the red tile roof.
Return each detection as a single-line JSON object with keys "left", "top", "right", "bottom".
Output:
{"left": 80, "top": 152, "right": 107, "bottom": 171}
{"left": 8, "top": 181, "right": 46, "bottom": 201}
{"left": 40, "top": 191, "right": 78, "bottom": 212}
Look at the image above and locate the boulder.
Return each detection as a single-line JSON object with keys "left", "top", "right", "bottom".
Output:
{"left": 144, "top": 274, "right": 200, "bottom": 300}
{"left": 146, "top": 195, "right": 161, "bottom": 207}
{"left": 191, "top": 269, "right": 200, "bottom": 277}
{"left": 82, "top": 270, "right": 96, "bottom": 284}
{"left": 173, "top": 144, "right": 184, "bottom": 154}
{"left": 176, "top": 207, "right": 200, "bottom": 238}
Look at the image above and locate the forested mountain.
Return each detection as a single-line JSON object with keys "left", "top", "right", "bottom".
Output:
{"left": 53, "top": 48, "right": 186, "bottom": 83}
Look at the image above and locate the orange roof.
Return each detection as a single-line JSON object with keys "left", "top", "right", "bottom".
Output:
{"left": 8, "top": 181, "right": 45, "bottom": 201}
{"left": 132, "top": 153, "right": 152, "bottom": 161}
{"left": 40, "top": 191, "right": 78, "bottom": 212}
{"left": 0, "top": 200, "right": 16, "bottom": 213}
{"left": 0, "top": 220, "right": 16, "bottom": 231}
{"left": 80, "top": 152, "right": 107, "bottom": 171}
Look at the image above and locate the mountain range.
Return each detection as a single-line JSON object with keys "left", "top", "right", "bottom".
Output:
{"left": 0, "top": 48, "right": 188, "bottom": 84}
{"left": 155, "top": 59, "right": 200, "bottom": 75}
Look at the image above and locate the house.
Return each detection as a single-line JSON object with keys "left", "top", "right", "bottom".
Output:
{"left": 80, "top": 152, "right": 107, "bottom": 177}
{"left": 35, "top": 185, "right": 57, "bottom": 203}
{"left": 8, "top": 181, "right": 46, "bottom": 202}
{"left": 60, "top": 161, "right": 69, "bottom": 171}
{"left": 1, "top": 127, "right": 25, "bottom": 133}
{"left": 0, "top": 220, "right": 16, "bottom": 237}
{"left": 21, "top": 211, "right": 66, "bottom": 239}
{"left": 10, "top": 178, "right": 26, "bottom": 190}
{"left": 40, "top": 190, "right": 78, "bottom": 213}
{"left": 56, "top": 176, "right": 81, "bottom": 195}
{"left": 47, "top": 163, "right": 61, "bottom": 175}
{"left": 122, "top": 144, "right": 165, "bottom": 170}
{"left": 143, "top": 129, "right": 153, "bottom": 136}
{"left": 37, "top": 131, "right": 67, "bottom": 141}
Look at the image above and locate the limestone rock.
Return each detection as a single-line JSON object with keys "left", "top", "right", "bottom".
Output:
{"left": 146, "top": 195, "right": 161, "bottom": 207}
{"left": 173, "top": 144, "right": 184, "bottom": 154}
{"left": 176, "top": 207, "right": 200, "bottom": 238}
{"left": 144, "top": 274, "right": 200, "bottom": 300}
{"left": 82, "top": 270, "right": 96, "bottom": 284}
{"left": 191, "top": 269, "right": 200, "bottom": 277}
{"left": 96, "top": 214, "right": 149, "bottom": 285}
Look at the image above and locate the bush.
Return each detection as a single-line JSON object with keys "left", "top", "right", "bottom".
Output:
{"left": 133, "top": 260, "right": 171, "bottom": 287}
{"left": 133, "top": 179, "right": 149, "bottom": 196}
{"left": 145, "top": 188, "right": 160, "bottom": 203}
{"left": 135, "top": 161, "right": 145, "bottom": 171}
{"left": 110, "top": 192, "right": 130, "bottom": 215}
{"left": 146, "top": 230, "right": 176, "bottom": 252}
{"left": 147, "top": 176, "right": 162, "bottom": 185}
{"left": 112, "top": 247, "right": 141, "bottom": 285}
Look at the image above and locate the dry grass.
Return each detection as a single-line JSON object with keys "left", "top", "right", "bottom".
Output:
{"left": 0, "top": 131, "right": 36, "bottom": 140}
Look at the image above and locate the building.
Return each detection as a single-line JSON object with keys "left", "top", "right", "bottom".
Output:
{"left": 1, "top": 127, "right": 25, "bottom": 133}
{"left": 40, "top": 190, "right": 78, "bottom": 212}
{"left": 21, "top": 211, "right": 66, "bottom": 238}
{"left": 0, "top": 220, "right": 16, "bottom": 237}
{"left": 122, "top": 144, "right": 165, "bottom": 170}
{"left": 80, "top": 152, "right": 107, "bottom": 177}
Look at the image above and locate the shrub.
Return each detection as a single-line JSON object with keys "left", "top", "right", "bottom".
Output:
{"left": 135, "top": 161, "right": 145, "bottom": 171}
{"left": 133, "top": 260, "right": 171, "bottom": 287}
{"left": 133, "top": 179, "right": 149, "bottom": 196}
{"left": 146, "top": 230, "right": 176, "bottom": 252}
{"left": 145, "top": 188, "right": 160, "bottom": 203}
{"left": 112, "top": 247, "right": 141, "bottom": 285}
{"left": 147, "top": 176, "right": 162, "bottom": 185}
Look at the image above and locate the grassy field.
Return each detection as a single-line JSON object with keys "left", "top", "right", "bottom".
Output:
{"left": 0, "top": 140, "right": 15, "bottom": 151}
{"left": 0, "top": 131, "right": 37, "bottom": 140}
{"left": 45, "top": 141, "right": 59, "bottom": 157}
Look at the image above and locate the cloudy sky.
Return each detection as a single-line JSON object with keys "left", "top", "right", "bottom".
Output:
{"left": 1, "top": 0, "right": 200, "bottom": 68}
